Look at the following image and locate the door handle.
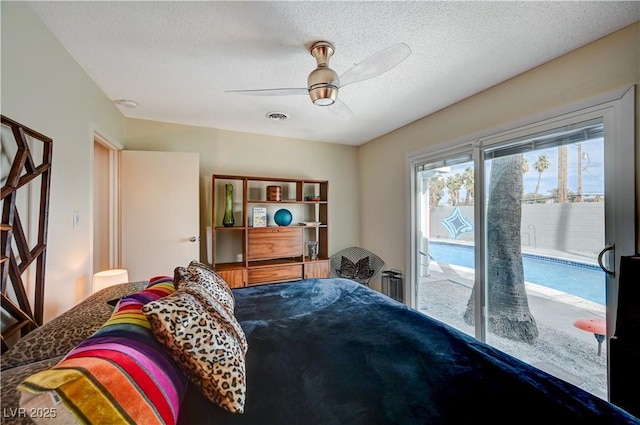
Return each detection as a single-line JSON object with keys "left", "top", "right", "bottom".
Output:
{"left": 189, "top": 236, "right": 198, "bottom": 243}
{"left": 597, "top": 244, "right": 615, "bottom": 277}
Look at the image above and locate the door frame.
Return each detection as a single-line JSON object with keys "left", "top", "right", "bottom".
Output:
{"left": 91, "top": 124, "right": 124, "bottom": 275}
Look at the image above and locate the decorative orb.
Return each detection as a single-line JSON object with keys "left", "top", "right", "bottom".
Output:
{"left": 274, "top": 209, "right": 293, "bottom": 226}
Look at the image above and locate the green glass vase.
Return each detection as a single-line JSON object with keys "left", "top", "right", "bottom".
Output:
{"left": 222, "top": 184, "right": 235, "bottom": 227}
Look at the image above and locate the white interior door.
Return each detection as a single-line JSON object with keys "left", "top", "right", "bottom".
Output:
{"left": 121, "top": 150, "right": 200, "bottom": 281}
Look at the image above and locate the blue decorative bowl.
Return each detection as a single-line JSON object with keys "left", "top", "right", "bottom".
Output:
{"left": 274, "top": 209, "right": 293, "bottom": 226}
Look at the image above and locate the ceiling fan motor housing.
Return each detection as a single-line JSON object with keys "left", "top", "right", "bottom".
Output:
{"left": 308, "top": 69, "right": 338, "bottom": 105}
{"left": 308, "top": 41, "right": 339, "bottom": 106}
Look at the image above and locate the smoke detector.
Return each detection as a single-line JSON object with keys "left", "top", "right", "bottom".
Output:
{"left": 113, "top": 99, "right": 138, "bottom": 109}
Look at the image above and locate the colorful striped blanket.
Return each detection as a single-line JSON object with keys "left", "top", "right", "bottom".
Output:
{"left": 19, "top": 277, "right": 188, "bottom": 425}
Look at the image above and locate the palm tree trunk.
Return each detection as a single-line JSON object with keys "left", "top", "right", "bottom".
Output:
{"left": 464, "top": 154, "right": 538, "bottom": 343}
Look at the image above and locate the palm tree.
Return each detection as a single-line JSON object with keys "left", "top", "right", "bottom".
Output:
{"left": 462, "top": 167, "right": 474, "bottom": 205}
{"left": 533, "top": 155, "right": 550, "bottom": 197}
{"left": 429, "top": 175, "right": 445, "bottom": 207}
{"left": 464, "top": 154, "right": 538, "bottom": 343}
{"left": 521, "top": 158, "right": 530, "bottom": 198}
{"left": 521, "top": 157, "right": 530, "bottom": 174}
{"left": 445, "top": 174, "right": 463, "bottom": 206}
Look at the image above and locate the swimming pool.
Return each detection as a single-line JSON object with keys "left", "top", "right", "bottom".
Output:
{"left": 428, "top": 242, "right": 606, "bottom": 305}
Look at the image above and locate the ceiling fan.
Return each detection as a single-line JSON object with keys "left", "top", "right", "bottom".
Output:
{"left": 225, "top": 41, "right": 411, "bottom": 120}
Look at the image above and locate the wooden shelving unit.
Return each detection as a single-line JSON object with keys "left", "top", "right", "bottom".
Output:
{"left": 211, "top": 174, "right": 329, "bottom": 288}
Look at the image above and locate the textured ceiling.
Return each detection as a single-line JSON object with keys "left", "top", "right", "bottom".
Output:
{"left": 27, "top": 1, "right": 640, "bottom": 146}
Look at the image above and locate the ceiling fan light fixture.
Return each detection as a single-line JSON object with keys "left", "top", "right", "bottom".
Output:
{"left": 309, "top": 84, "right": 338, "bottom": 106}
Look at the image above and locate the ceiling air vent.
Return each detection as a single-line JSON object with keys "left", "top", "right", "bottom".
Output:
{"left": 265, "top": 112, "right": 289, "bottom": 121}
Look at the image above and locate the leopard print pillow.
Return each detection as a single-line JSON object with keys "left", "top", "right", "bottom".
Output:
{"left": 179, "top": 281, "right": 247, "bottom": 353}
{"left": 143, "top": 289, "right": 247, "bottom": 414}
{"left": 173, "top": 261, "right": 235, "bottom": 314}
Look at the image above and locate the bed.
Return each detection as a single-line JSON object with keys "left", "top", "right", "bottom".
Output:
{"left": 2, "top": 266, "right": 638, "bottom": 425}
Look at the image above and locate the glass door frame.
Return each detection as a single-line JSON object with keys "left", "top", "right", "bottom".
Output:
{"left": 406, "top": 86, "right": 635, "bottom": 398}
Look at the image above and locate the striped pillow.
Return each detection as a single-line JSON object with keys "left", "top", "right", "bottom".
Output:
{"left": 18, "top": 276, "right": 188, "bottom": 425}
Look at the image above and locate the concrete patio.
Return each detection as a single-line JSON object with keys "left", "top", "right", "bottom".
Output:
{"left": 417, "top": 261, "right": 608, "bottom": 400}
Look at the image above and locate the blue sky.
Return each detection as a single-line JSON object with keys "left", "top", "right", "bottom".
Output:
{"left": 444, "top": 139, "right": 604, "bottom": 199}
{"left": 521, "top": 139, "right": 604, "bottom": 196}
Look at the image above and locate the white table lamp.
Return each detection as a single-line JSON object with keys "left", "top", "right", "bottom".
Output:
{"left": 93, "top": 269, "right": 129, "bottom": 293}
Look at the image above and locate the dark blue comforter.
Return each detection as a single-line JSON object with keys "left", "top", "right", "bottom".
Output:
{"left": 178, "top": 278, "right": 639, "bottom": 424}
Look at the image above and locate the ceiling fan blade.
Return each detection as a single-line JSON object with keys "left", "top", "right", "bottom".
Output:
{"left": 338, "top": 43, "right": 411, "bottom": 88}
{"left": 225, "top": 88, "right": 308, "bottom": 96}
{"left": 327, "top": 98, "right": 354, "bottom": 121}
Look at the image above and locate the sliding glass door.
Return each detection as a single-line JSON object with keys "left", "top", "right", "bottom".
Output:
{"left": 414, "top": 153, "right": 476, "bottom": 339}
{"left": 408, "top": 88, "right": 635, "bottom": 401}
{"left": 481, "top": 119, "right": 609, "bottom": 398}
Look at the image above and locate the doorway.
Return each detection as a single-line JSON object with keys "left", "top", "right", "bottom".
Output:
{"left": 92, "top": 133, "right": 121, "bottom": 276}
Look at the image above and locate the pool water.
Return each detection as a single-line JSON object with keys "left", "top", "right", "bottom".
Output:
{"left": 428, "top": 242, "right": 605, "bottom": 305}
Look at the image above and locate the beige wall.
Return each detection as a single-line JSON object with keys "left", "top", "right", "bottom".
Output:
{"left": 123, "top": 119, "right": 359, "bottom": 263}
{"left": 359, "top": 23, "right": 640, "bottom": 289}
{"left": 1, "top": 3, "right": 126, "bottom": 319}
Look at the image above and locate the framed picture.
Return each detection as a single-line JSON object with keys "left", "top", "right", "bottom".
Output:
{"left": 252, "top": 207, "right": 267, "bottom": 227}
